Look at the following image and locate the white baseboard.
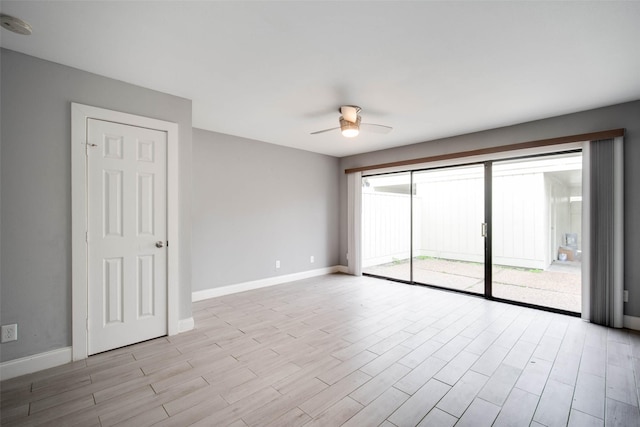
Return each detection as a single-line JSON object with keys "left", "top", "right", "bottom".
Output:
{"left": 0, "top": 347, "right": 72, "bottom": 381}
{"left": 1, "top": 317, "right": 195, "bottom": 380}
{"left": 624, "top": 315, "right": 640, "bottom": 331}
{"left": 178, "top": 317, "right": 195, "bottom": 333}
{"left": 193, "top": 265, "right": 349, "bottom": 302}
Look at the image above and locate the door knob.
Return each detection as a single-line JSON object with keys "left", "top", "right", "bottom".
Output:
{"left": 155, "top": 241, "right": 164, "bottom": 248}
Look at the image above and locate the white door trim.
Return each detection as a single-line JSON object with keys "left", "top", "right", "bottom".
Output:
{"left": 71, "top": 103, "right": 179, "bottom": 361}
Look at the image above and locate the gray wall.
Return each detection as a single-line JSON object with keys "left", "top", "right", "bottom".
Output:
{"left": 0, "top": 49, "right": 193, "bottom": 362}
{"left": 2, "top": 47, "right": 638, "bottom": 366}
{"left": 192, "top": 128, "right": 340, "bottom": 291}
{"left": 340, "top": 100, "right": 640, "bottom": 317}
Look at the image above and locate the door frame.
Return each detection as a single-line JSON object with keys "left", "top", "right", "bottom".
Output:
{"left": 71, "top": 103, "right": 179, "bottom": 361}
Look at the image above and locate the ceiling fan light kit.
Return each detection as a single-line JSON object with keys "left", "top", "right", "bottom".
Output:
{"left": 310, "top": 105, "right": 392, "bottom": 138}
{"left": 340, "top": 115, "right": 361, "bottom": 137}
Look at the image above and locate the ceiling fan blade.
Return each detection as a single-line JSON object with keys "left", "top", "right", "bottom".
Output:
{"left": 310, "top": 126, "right": 340, "bottom": 135}
{"left": 361, "top": 123, "right": 393, "bottom": 134}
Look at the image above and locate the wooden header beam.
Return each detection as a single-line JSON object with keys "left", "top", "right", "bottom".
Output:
{"left": 344, "top": 128, "right": 625, "bottom": 174}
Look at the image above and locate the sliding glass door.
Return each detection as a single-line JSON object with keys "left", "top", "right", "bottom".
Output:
{"left": 360, "top": 151, "right": 582, "bottom": 314}
{"left": 491, "top": 153, "right": 582, "bottom": 312}
{"left": 361, "top": 173, "right": 412, "bottom": 282}
{"left": 412, "top": 165, "right": 485, "bottom": 294}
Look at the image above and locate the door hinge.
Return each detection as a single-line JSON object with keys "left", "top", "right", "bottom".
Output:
{"left": 85, "top": 231, "right": 88, "bottom": 242}
{"left": 166, "top": 241, "right": 169, "bottom": 247}
{"left": 85, "top": 141, "right": 97, "bottom": 156}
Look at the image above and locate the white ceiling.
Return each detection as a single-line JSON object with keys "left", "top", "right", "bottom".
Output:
{"left": 1, "top": 1, "right": 639, "bottom": 157}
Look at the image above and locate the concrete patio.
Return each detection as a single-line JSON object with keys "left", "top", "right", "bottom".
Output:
{"left": 364, "top": 257, "right": 581, "bottom": 313}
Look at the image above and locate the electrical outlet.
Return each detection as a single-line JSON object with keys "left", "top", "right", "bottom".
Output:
{"left": 624, "top": 290, "right": 629, "bottom": 303}
{"left": 310, "top": 256, "right": 315, "bottom": 263}
{"left": 275, "top": 260, "right": 280, "bottom": 269}
{"left": 1, "top": 324, "right": 17, "bottom": 343}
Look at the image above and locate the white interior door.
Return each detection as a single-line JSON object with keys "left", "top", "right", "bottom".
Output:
{"left": 87, "top": 119, "right": 167, "bottom": 355}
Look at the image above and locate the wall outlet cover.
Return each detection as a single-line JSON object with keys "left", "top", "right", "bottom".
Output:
{"left": 1, "top": 324, "right": 18, "bottom": 343}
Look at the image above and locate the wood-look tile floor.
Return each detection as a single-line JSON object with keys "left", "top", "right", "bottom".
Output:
{"left": 2, "top": 274, "right": 639, "bottom": 426}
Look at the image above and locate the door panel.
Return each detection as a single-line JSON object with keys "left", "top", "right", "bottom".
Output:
{"left": 361, "top": 173, "right": 412, "bottom": 282}
{"left": 412, "top": 165, "right": 485, "bottom": 293}
{"left": 88, "top": 119, "right": 167, "bottom": 355}
{"left": 137, "top": 254, "right": 155, "bottom": 317}
{"left": 104, "top": 257, "right": 123, "bottom": 324}
{"left": 491, "top": 154, "right": 582, "bottom": 313}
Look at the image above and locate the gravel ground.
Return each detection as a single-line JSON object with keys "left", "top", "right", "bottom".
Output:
{"left": 364, "top": 258, "right": 581, "bottom": 312}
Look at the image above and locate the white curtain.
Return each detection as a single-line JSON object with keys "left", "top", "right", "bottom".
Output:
{"left": 347, "top": 172, "right": 362, "bottom": 276}
{"left": 583, "top": 137, "right": 624, "bottom": 327}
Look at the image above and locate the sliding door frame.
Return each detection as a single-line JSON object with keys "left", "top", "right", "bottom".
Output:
{"left": 410, "top": 173, "right": 415, "bottom": 284}
{"left": 484, "top": 162, "right": 493, "bottom": 299}
{"left": 487, "top": 150, "right": 584, "bottom": 317}
{"left": 362, "top": 161, "right": 486, "bottom": 299}
{"left": 359, "top": 147, "right": 593, "bottom": 317}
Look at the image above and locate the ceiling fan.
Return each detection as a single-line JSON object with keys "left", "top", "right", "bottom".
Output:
{"left": 310, "top": 105, "right": 392, "bottom": 138}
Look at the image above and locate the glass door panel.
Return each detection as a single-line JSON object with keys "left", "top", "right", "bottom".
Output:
{"left": 412, "top": 165, "right": 485, "bottom": 294}
{"left": 361, "top": 173, "right": 412, "bottom": 282}
{"left": 492, "top": 153, "right": 582, "bottom": 312}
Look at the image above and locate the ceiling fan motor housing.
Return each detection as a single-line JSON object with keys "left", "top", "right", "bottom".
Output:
{"left": 340, "top": 105, "right": 361, "bottom": 123}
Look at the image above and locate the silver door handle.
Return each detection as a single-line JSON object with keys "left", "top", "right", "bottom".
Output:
{"left": 155, "top": 241, "right": 164, "bottom": 248}
{"left": 481, "top": 223, "right": 487, "bottom": 237}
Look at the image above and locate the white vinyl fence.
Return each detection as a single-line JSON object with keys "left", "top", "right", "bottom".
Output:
{"left": 362, "top": 164, "right": 578, "bottom": 270}
{"left": 361, "top": 191, "right": 413, "bottom": 267}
